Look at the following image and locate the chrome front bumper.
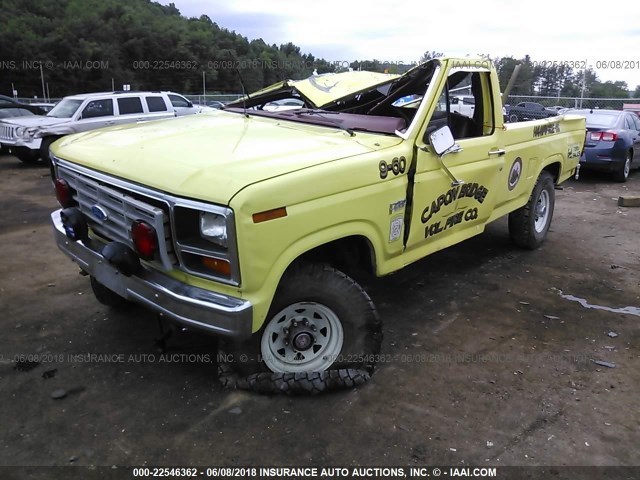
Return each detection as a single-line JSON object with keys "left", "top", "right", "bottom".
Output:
{"left": 51, "top": 210, "right": 253, "bottom": 339}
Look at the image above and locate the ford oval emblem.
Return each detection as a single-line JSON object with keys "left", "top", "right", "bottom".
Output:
{"left": 91, "top": 205, "right": 108, "bottom": 222}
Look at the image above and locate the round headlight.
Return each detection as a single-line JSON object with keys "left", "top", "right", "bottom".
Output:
{"left": 15, "top": 127, "right": 26, "bottom": 137}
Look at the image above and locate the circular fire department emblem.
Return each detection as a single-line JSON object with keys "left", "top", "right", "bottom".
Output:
{"left": 508, "top": 157, "right": 523, "bottom": 191}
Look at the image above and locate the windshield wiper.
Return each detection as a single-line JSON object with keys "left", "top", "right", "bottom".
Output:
{"left": 293, "top": 109, "right": 354, "bottom": 137}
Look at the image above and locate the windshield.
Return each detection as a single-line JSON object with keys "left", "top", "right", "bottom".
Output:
{"left": 47, "top": 99, "right": 83, "bottom": 118}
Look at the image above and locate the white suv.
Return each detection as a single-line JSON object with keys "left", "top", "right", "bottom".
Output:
{"left": 0, "top": 91, "right": 199, "bottom": 164}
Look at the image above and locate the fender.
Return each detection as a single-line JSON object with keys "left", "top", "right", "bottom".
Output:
{"left": 245, "top": 221, "right": 384, "bottom": 332}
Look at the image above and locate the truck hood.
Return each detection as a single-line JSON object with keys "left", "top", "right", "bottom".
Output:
{"left": 1, "top": 115, "right": 69, "bottom": 128}
{"left": 227, "top": 71, "right": 400, "bottom": 109}
{"left": 53, "top": 111, "right": 399, "bottom": 205}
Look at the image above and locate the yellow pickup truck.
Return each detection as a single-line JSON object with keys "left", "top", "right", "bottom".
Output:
{"left": 50, "top": 58, "right": 585, "bottom": 383}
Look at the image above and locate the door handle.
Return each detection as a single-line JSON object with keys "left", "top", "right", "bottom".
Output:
{"left": 105, "top": 121, "right": 114, "bottom": 125}
{"left": 488, "top": 149, "right": 506, "bottom": 156}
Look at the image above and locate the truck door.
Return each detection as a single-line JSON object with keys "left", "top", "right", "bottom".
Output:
{"left": 405, "top": 68, "right": 505, "bottom": 254}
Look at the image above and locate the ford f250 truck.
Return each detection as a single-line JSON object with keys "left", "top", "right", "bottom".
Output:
{"left": 49, "top": 58, "right": 586, "bottom": 382}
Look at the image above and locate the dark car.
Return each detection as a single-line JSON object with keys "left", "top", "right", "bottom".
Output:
{"left": 572, "top": 109, "right": 640, "bottom": 182}
{"left": 0, "top": 95, "right": 46, "bottom": 115}
{"left": 505, "top": 102, "right": 556, "bottom": 123}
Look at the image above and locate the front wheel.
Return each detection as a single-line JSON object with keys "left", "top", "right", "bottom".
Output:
{"left": 39, "top": 136, "right": 60, "bottom": 165}
{"left": 509, "top": 113, "right": 519, "bottom": 123}
{"left": 90, "top": 276, "right": 132, "bottom": 310}
{"left": 231, "top": 263, "right": 382, "bottom": 375}
{"left": 12, "top": 147, "right": 39, "bottom": 164}
{"left": 508, "top": 171, "right": 555, "bottom": 249}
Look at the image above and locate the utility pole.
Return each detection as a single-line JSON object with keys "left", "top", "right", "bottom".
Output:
{"left": 40, "top": 63, "right": 46, "bottom": 100}
{"left": 202, "top": 71, "right": 206, "bottom": 104}
{"left": 580, "top": 69, "right": 586, "bottom": 108}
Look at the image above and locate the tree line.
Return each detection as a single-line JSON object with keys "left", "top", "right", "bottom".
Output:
{"left": 1, "top": 1, "right": 638, "bottom": 101}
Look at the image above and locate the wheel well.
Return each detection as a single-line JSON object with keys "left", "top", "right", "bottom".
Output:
{"left": 294, "top": 235, "right": 376, "bottom": 278}
{"left": 542, "top": 162, "right": 561, "bottom": 183}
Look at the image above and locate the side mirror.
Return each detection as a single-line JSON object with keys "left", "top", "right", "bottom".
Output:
{"left": 426, "top": 125, "right": 464, "bottom": 186}
{"left": 429, "top": 126, "right": 456, "bottom": 156}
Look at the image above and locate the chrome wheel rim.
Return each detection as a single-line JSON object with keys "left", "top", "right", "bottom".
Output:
{"left": 261, "top": 302, "right": 344, "bottom": 373}
{"left": 534, "top": 189, "right": 550, "bottom": 233}
{"left": 624, "top": 157, "right": 630, "bottom": 179}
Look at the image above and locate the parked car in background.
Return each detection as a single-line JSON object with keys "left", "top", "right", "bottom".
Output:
{"left": 571, "top": 108, "right": 640, "bottom": 182}
{"left": 0, "top": 108, "right": 37, "bottom": 154}
{"left": 505, "top": 102, "right": 557, "bottom": 122}
{"left": 0, "top": 108, "right": 35, "bottom": 119}
{"left": 0, "top": 91, "right": 199, "bottom": 164}
{"left": 0, "top": 94, "right": 47, "bottom": 115}
{"left": 28, "top": 102, "right": 57, "bottom": 113}
{"left": 545, "top": 105, "right": 568, "bottom": 115}
{"left": 263, "top": 98, "right": 305, "bottom": 111}
{"left": 206, "top": 100, "right": 226, "bottom": 109}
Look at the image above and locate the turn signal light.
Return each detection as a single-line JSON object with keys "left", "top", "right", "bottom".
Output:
{"left": 252, "top": 207, "right": 287, "bottom": 223}
{"left": 201, "top": 256, "right": 231, "bottom": 277}
{"left": 131, "top": 220, "right": 157, "bottom": 259}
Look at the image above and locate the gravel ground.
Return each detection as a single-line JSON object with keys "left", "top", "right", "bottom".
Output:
{"left": 0, "top": 154, "right": 638, "bottom": 471}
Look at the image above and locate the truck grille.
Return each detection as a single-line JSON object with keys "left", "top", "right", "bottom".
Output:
{"left": 0, "top": 124, "right": 15, "bottom": 141}
{"left": 57, "top": 164, "right": 177, "bottom": 270}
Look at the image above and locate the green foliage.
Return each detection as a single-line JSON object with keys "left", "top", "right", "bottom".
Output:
{"left": 0, "top": 0, "right": 334, "bottom": 97}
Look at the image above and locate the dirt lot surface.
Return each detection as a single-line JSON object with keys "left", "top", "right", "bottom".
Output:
{"left": 1, "top": 154, "right": 638, "bottom": 472}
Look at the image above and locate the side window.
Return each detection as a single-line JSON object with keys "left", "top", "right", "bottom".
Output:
{"left": 624, "top": 115, "right": 634, "bottom": 130}
{"left": 168, "top": 94, "right": 191, "bottom": 108}
{"left": 117, "top": 97, "right": 144, "bottom": 115}
{"left": 81, "top": 99, "right": 114, "bottom": 119}
{"left": 632, "top": 114, "right": 640, "bottom": 131}
{"left": 433, "top": 71, "right": 494, "bottom": 140}
{"left": 146, "top": 96, "right": 168, "bottom": 112}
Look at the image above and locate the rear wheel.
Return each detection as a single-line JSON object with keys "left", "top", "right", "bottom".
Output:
{"left": 613, "top": 151, "right": 631, "bottom": 183}
{"left": 509, "top": 171, "right": 555, "bottom": 249}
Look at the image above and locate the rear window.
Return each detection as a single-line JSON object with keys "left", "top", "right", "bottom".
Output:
{"left": 146, "top": 96, "right": 167, "bottom": 112}
{"left": 118, "top": 97, "right": 144, "bottom": 115}
{"left": 577, "top": 111, "right": 619, "bottom": 128}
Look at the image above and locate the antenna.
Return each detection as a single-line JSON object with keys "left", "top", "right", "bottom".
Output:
{"left": 235, "top": 67, "right": 250, "bottom": 118}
